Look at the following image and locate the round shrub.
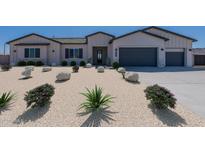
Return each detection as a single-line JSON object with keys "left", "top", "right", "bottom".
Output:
{"left": 24, "top": 83, "right": 55, "bottom": 108}
{"left": 27, "top": 61, "right": 35, "bottom": 66}
{"left": 17, "top": 61, "right": 26, "bottom": 66}
{"left": 80, "top": 61, "right": 86, "bottom": 66}
{"left": 61, "top": 60, "right": 68, "bottom": 66}
{"left": 144, "top": 84, "right": 176, "bottom": 109}
{"left": 72, "top": 65, "right": 79, "bottom": 72}
{"left": 70, "top": 61, "right": 76, "bottom": 66}
{"left": 1, "top": 65, "right": 11, "bottom": 71}
{"left": 112, "top": 62, "right": 119, "bottom": 69}
{"left": 35, "top": 61, "right": 44, "bottom": 66}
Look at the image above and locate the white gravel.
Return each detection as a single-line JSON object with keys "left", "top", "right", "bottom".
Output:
{"left": 0, "top": 67, "right": 205, "bottom": 127}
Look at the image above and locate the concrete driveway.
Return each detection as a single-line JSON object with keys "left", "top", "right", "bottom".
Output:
{"left": 126, "top": 67, "right": 205, "bottom": 118}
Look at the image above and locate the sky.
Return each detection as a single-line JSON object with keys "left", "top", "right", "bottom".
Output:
{"left": 0, "top": 26, "right": 204, "bottom": 54}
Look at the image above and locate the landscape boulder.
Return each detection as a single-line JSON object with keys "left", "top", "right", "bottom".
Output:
{"left": 86, "top": 63, "right": 92, "bottom": 68}
{"left": 56, "top": 72, "right": 71, "bottom": 81}
{"left": 118, "top": 67, "right": 126, "bottom": 74}
{"left": 124, "top": 72, "right": 139, "bottom": 82}
{"left": 22, "top": 69, "right": 32, "bottom": 78}
{"left": 25, "top": 66, "right": 34, "bottom": 71}
{"left": 97, "top": 66, "right": 104, "bottom": 73}
{"left": 42, "top": 67, "right": 52, "bottom": 72}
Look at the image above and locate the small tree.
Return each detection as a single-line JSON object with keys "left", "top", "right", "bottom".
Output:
{"left": 144, "top": 84, "right": 176, "bottom": 109}
{"left": 24, "top": 84, "right": 55, "bottom": 108}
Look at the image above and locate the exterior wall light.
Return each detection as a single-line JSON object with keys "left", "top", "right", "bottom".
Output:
{"left": 13, "top": 50, "right": 16, "bottom": 53}
{"left": 52, "top": 50, "right": 55, "bottom": 52}
{"left": 189, "top": 49, "right": 192, "bottom": 51}
{"left": 161, "top": 48, "right": 164, "bottom": 51}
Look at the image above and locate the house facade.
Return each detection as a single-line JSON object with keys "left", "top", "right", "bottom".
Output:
{"left": 7, "top": 26, "right": 199, "bottom": 67}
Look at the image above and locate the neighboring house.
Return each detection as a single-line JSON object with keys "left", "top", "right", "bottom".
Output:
{"left": 7, "top": 26, "right": 199, "bottom": 67}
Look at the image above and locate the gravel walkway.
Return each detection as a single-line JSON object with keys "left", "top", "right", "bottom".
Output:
{"left": 0, "top": 67, "right": 205, "bottom": 127}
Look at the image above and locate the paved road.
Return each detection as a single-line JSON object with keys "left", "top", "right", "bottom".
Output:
{"left": 126, "top": 67, "right": 205, "bottom": 118}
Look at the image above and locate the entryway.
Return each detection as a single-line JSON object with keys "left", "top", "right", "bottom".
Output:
{"left": 93, "top": 47, "right": 107, "bottom": 65}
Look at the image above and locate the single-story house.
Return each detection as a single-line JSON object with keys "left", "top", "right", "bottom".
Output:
{"left": 7, "top": 26, "right": 202, "bottom": 67}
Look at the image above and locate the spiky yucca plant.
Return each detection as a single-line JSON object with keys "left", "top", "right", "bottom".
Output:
{"left": 0, "top": 91, "right": 15, "bottom": 109}
{"left": 80, "top": 86, "right": 114, "bottom": 112}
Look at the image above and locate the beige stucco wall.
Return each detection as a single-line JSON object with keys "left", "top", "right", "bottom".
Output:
{"left": 87, "top": 33, "right": 113, "bottom": 64}
{"left": 145, "top": 28, "right": 193, "bottom": 49}
{"left": 61, "top": 44, "right": 87, "bottom": 65}
{"left": 9, "top": 35, "right": 61, "bottom": 65}
{"left": 112, "top": 32, "right": 166, "bottom": 67}
{"left": 145, "top": 28, "right": 194, "bottom": 67}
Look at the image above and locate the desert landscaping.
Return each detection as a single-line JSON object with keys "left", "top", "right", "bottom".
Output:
{"left": 0, "top": 66, "right": 205, "bottom": 127}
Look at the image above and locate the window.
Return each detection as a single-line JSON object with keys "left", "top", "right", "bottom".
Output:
{"left": 115, "top": 51, "right": 117, "bottom": 57}
{"left": 24, "top": 48, "right": 40, "bottom": 58}
{"left": 65, "top": 48, "right": 83, "bottom": 59}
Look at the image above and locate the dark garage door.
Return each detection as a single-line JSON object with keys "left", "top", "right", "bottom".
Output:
{"left": 119, "top": 48, "right": 157, "bottom": 66}
{"left": 194, "top": 55, "right": 205, "bottom": 65}
{"left": 166, "top": 52, "right": 184, "bottom": 66}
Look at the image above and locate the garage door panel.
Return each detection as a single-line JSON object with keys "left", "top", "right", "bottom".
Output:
{"left": 119, "top": 48, "right": 157, "bottom": 66}
{"left": 166, "top": 52, "right": 184, "bottom": 66}
{"left": 194, "top": 55, "right": 205, "bottom": 65}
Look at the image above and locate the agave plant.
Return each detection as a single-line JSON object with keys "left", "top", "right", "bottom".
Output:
{"left": 80, "top": 86, "right": 114, "bottom": 112}
{"left": 0, "top": 91, "right": 15, "bottom": 109}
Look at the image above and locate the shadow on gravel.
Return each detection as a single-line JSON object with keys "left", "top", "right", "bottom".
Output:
{"left": 19, "top": 76, "right": 32, "bottom": 80}
{"left": 0, "top": 102, "right": 14, "bottom": 114}
{"left": 78, "top": 107, "right": 117, "bottom": 127}
{"left": 13, "top": 104, "right": 50, "bottom": 124}
{"left": 148, "top": 104, "right": 187, "bottom": 127}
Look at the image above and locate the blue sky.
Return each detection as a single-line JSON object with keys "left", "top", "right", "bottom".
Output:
{"left": 0, "top": 26, "right": 204, "bottom": 54}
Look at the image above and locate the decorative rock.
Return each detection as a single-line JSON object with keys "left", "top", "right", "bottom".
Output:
{"left": 42, "top": 67, "right": 52, "bottom": 72}
{"left": 97, "top": 66, "right": 104, "bottom": 73}
{"left": 86, "top": 63, "right": 92, "bottom": 68}
{"left": 22, "top": 69, "right": 32, "bottom": 78}
{"left": 124, "top": 72, "right": 139, "bottom": 82}
{"left": 118, "top": 67, "right": 126, "bottom": 73}
{"left": 25, "top": 66, "right": 34, "bottom": 71}
{"left": 56, "top": 72, "right": 71, "bottom": 81}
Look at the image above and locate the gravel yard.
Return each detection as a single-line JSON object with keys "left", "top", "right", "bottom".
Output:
{"left": 0, "top": 67, "right": 205, "bottom": 127}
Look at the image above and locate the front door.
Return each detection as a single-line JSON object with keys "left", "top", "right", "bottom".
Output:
{"left": 97, "top": 50, "right": 103, "bottom": 64}
{"left": 93, "top": 47, "right": 107, "bottom": 65}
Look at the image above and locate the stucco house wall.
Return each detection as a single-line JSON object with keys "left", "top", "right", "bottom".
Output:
{"left": 87, "top": 33, "right": 113, "bottom": 64}
{"left": 61, "top": 44, "right": 88, "bottom": 64}
{"left": 9, "top": 35, "right": 61, "bottom": 65}
{"left": 112, "top": 32, "right": 165, "bottom": 67}
{"left": 145, "top": 28, "right": 193, "bottom": 67}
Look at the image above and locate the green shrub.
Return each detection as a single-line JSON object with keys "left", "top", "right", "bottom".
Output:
{"left": 70, "top": 61, "right": 76, "bottom": 66}
{"left": 35, "top": 61, "right": 44, "bottom": 66}
{"left": 80, "top": 85, "right": 114, "bottom": 112}
{"left": 144, "top": 84, "right": 176, "bottom": 109}
{"left": 72, "top": 65, "right": 79, "bottom": 72}
{"left": 0, "top": 91, "right": 15, "bottom": 109}
{"left": 27, "top": 61, "right": 35, "bottom": 66}
{"left": 17, "top": 61, "right": 26, "bottom": 66}
{"left": 112, "top": 62, "right": 119, "bottom": 69}
{"left": 1, "top": 65, "right": 11, "bottom": 71}
{"left": 80, "top": 61, "right": 86, "bottom": 66}
{"left": 61, "top": 60, "right": 68, "bottom": 66}
{"left": 24, "top": 84, "right": 55, "bottom": 108}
